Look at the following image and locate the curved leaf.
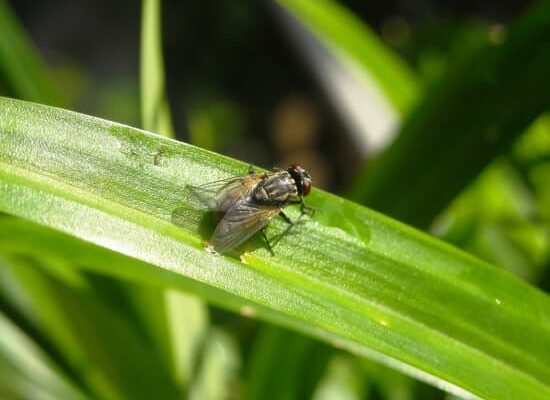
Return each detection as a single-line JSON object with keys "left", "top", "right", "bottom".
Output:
{"left": 0, "top": 97, "right": 549, "bottom": 400}
{"left": 276, "top": 0, "right": 418, "bottom": 115}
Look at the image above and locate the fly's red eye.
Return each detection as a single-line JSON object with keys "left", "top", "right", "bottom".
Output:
{"left": 287, "top": 163, "right": 311, "bottom": 196}
{"left": 302, "top": 177, "right": 311, "bottom": 196}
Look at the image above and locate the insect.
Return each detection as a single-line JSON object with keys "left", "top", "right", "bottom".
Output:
{"left": 182, "top": 164, "right": 313, "bottom": 254}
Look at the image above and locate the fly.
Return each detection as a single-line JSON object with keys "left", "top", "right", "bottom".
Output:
{"left": 181, "top": 164, "right": 313, "bottom": 254}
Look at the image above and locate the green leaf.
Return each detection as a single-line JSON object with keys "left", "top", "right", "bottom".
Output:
{"left": 140, "top": 0, "right": 174, "bottom": 137}
{"left": 0, "top": 0, "right": 64, "bottom": 106}
{"left": 1, "top": 97, "right": 550, "bottom": 400}
{"left": 350, "top": 0, "right": 550, "bottom": 228}
{"left": 276, "top": 0, "right": 418, "bottom": 115}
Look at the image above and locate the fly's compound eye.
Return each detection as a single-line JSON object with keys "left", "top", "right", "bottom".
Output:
{"left": 287, "top": 164, "right": 312, "bottom": 196}
{"left": 301, "top": 175, "right": 311, "bottom": 196}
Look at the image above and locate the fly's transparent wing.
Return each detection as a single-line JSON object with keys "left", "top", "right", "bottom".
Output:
{"left": 210, "top": 199, "right": 281, "bottom": 253}
{"left": 171, "top": 173, "right": 263, "bottom": 235}
{"left": 183, "top": 174, "right": 263, "bottom": 212}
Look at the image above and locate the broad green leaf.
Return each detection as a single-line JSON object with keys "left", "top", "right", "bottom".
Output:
{"left": 276, "top": 0, "right": 418, "bottom": 115}
{"left": 350, "top": 0, "right": 550, "bottom": 228}
{"left": 0, "top": 218, "right": 245, "bottom": 310}
{"left": 0, "top": 0, "right": 64, "bottom": 106}
{"left": 1, "top": 97, "right": 550, "bottom": 400}
{"left": 140, "top": 0, "right": 174, "bottom": 137}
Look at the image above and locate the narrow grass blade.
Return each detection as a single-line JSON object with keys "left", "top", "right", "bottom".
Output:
{"left": 276, "top": 0, "right": 418, "bottom": 115}
{"left": 140, "top": 1, "right": 208, "bottom": 390}
{"left": 140, "top": 0, "right": 174, "bottom": 137}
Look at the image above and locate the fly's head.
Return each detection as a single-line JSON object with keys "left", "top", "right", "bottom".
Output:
{"left": 287, "top": 164, "right": 311, "bottom": 198}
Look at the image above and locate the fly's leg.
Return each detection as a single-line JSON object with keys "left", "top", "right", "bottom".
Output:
{"left": 287, "top": 198, "right": 316, "bottom": 219}
{"left": 300, "top": 198, "right": 318, "bottom": 217}
{"left": 271, "top": 200, "right": 316, "bottom": 251}
{"left": 261, "top": 229, "right": 275, "bottom": 256}
{"left": 278, "top": 209, "right": 310, "bottom": 225}
{"left": 277, "top": 203, "right": 313, "bottom": 229}
{"left": 272, "top": 208, "right": 311, "bottom": 252}
{"left": 269, "top": 214, "right": 295, "bottom": 253}
{"left": 278, "top": 210, "right": 295, "bottom": 225}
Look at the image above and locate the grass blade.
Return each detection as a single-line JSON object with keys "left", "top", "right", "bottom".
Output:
{"left": 276, "top": 0, "right": 418, "bottom": 115}
{"left": 0, "top": 97, "right": 550, "bottom": 399}
{"left": 140, "top": 0, "right": 174, "bottom": 137}
{"left": 140, "top": 1, "right": 209, "bottom": 391}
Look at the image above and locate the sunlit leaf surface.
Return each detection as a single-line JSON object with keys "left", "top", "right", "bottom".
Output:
{"left": 1, "top": 97, "right": 549, "bottom": 400}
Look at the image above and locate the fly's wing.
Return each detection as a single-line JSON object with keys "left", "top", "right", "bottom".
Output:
{"left": 210, "top": 199, "right": 281, "bottom": 253}
{"left": 172, "top": 173, "right": 263, "bottom": 234}
{"left": 183, "top": 174, "right": 263, "bottom": 212}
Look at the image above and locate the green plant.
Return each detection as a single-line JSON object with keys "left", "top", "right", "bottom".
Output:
{"left": 1, "top": 1, "right": 549, "bottom": 400}
{"left": 1, "top": 96, "right": 550, "bottom": 399}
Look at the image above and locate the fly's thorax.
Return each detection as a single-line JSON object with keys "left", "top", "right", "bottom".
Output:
{"left": 253, "top": 171, "right": 298, "bottom": 205}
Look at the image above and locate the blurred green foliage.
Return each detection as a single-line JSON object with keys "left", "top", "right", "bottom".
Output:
{"left": 0, "top": 0, "right": 64, "bottom": 106}
{"left": 436, "top": 114, "right": 550, "bottom": 285}
{"left": 1, "top": 0, "right": 550, "bottom": 399}
{"left": 350, "top": 0, "right": 550, "bottom": 229}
